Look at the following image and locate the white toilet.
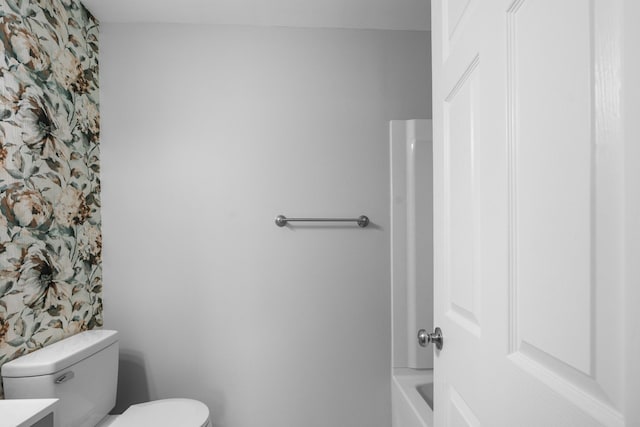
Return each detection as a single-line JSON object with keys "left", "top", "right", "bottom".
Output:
{"left": 1, "top": 330, "right": 211, "bottom": 427}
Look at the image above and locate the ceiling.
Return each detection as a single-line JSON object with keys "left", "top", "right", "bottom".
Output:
{"left": 81, "top": 0, "right": 430, "bottom": 31}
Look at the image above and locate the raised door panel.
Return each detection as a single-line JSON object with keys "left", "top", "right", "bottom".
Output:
{"left": 448, "top": 387, "right": 482, "bottom": 427}
{"left": 434, "top": 1, "right": 485, "bottom": 425}
{"left": 507, "top": 0, "right": 624, "bottom": 425}
{"left": 444, "top": 58, "right": 481, "bottom": 336}
{"left": 509, "top": 0, "right": 592, "bottom": 374}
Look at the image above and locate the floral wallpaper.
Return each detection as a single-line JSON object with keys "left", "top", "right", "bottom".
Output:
{"left": 0, "top": 0, "right": 101, "bottom": 396}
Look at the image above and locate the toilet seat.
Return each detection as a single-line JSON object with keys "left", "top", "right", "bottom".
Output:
{"left": 109, "top": 398, "right": 211, "bottom": 427}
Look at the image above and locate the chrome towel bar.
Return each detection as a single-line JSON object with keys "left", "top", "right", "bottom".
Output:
{"left": 275, "top": 215, "right": 370, "bottom": 228}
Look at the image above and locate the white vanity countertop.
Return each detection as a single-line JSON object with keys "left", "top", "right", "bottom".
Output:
{"left": 0, "top": 399, "right": 58, "bottom": 427}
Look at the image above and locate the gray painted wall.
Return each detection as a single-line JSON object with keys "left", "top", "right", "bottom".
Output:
{"left": 100, "top": 24, "right": 430, "bottom": 427}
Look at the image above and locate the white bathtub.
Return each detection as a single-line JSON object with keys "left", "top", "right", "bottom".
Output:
{"left": 392, "top": 368, "right": 433, "bottom": 427}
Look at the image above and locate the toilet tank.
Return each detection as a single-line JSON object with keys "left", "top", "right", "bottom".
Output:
{"left": 1, "top": 330, "right": 119, "bottom": 427}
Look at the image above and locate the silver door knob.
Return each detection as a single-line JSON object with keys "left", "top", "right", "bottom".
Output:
{"left": 417, "top": 327, "right": 444, "bottom": 350}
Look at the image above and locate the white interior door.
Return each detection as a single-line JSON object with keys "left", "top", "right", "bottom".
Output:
{"left": 432, "top": 0, "right": 639, "bottom": 426}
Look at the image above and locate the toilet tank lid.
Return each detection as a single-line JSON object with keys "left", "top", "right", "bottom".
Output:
{"left": 1, "top": 330, "right": 119, "bottom": 378}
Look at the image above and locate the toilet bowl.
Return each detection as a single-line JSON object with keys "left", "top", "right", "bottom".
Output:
{"left": 97, "top": 399, "right": 211, "bottom": 427}
{"left": 1, "top": 330, "right": 211, "bottom": 427}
